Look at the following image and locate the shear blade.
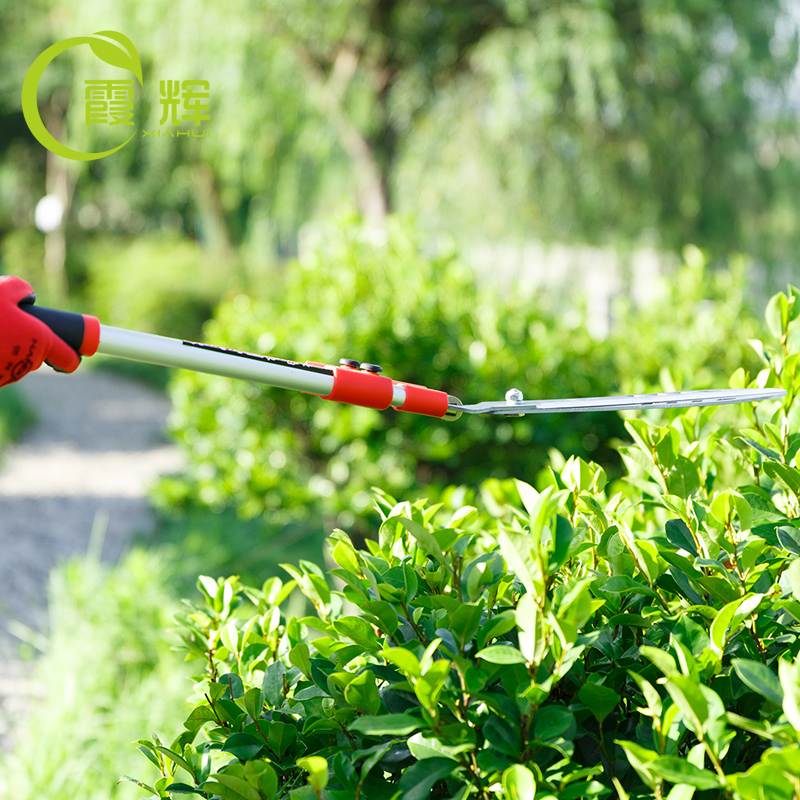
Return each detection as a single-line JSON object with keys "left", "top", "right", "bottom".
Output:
{"left": 451, "top": 388, "right": 786, "bottom": 416}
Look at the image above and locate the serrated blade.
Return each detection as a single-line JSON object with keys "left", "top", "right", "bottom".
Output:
{"left": 450, "top": 388, "right": 786, "bottom": 416}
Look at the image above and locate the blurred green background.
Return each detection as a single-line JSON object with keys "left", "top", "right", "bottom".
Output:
{"left": 1, "top": 0, "right": 799, "bottom": 796}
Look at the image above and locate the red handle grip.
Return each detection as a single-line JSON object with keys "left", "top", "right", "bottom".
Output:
{"left": 306, "top": 362, "right": 450, "bottom": 417}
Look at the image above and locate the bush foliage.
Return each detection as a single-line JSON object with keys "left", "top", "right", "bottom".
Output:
{"left": 159, "top": 220, "right": 762, "bottom": 530}
{"left": 125, "top": 287, "right": 800, "bottom": 800}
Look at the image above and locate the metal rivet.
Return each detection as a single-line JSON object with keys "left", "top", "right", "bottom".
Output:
{"left": 339, "top": 358, "right": 361, "bottom": 368}
{"left": 360, "top": 363, "right": 383, "bottom": 373}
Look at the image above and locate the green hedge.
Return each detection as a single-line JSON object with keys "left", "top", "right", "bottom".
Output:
{"left": 157, "top": 219, "right": 762, "bottom": 532}
{"left": 124, "top": 287, "right": 800, "bottom": 799}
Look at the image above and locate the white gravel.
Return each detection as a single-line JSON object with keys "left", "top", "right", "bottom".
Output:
{"left": 0, "top": 366, "right": 184, "bottom": 750}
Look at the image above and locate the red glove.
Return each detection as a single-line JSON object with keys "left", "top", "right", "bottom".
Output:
{"left": 0, "top": 276, "right": 82, "bottom": 387}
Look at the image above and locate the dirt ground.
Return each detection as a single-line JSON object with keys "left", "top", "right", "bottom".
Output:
{"left": 0, "top": 367, "right": 184, "bottom": 751}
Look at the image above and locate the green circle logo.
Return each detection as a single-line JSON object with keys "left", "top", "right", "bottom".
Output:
{"left": 22, "top": 30, "right": 143, "bottom": 161}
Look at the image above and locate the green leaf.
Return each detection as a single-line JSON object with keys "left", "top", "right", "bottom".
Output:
{"left": 363, "top": 600, "right": 400, "bottom": 635}
{"left": 217, "top": 673, "right": 244, "bottom": 700}
{"left": 154, "top": 746, "right": 193, "bottom": 777}
{"left": 382, "top": 564, "right": 419, "bottom": 603}
{"left": 203, "top": 775, "right": 261, "bottom": 800}
{"left": 164, "top": 783, "right": 205, "bottom": 795}
{"left": 344, "top": 670, "right": 382, "bottom": 715}
{"left": 396, "top": 757, "right": 457, "bottom": 800}
{"left": 332, "top": 540, "right": 360, "bottom": 574}
{"left": 268, "top": 721, "right": 297, "bottom": 758}
{"left": 665, "top": 676, "right": 708, "bottom": 732}
{"left": 449, "top": 505, "right": 479, "bottom": 529}
{"left": 534, "top": 706, "right": 576, "bottom": 742}
{"left": 498, "top": 528, "right": 540, "bottom": 597}
{"left": 616, "top": 741, "right": 658, "bottom": 790}
{"left": 578, "top": 682, "right": 621, "bottom": 724}
{"left": 765, "top": 462, "right": 800, "bottom": 496}
{"left": 502, "top": 764, "right": 537, "bottom": 800}
{"left": 766, "top": 292, "right": 785, "bottom": 339}
{"left": 552, "top": 514, "right": 574, "bottom": 568}
{"left": 664, "top": 519, "right": 698, "bottom": 556}
{"left": 448, "top": 603, "right": 484, "bottom": 647}
{"left": 739, "top": 437, "right": 782, "bottom": 462}
{"left": 475, "top": 645, "right": 527, "bottom": 664}
{"left": 222, "top": 733, "right": 264, "bottom": 761}
{"left": 135, "top": 740, "right": 162, "bottom": 768}
{"left": 333, "top": 616, "right": 382, "bottom": 652}
{"left": 383, "top": 645, "right": 422, "bottom": 677}
{"left": 243, "top": 687, "right": 263, "bottom": 721}
{"left": 297, "top": 756, "right": 329, "bottom": 796}
{"left": 413, "top": 659, "right": 450, "bottom": 710}
{"left": 600, "top": 576, "right": 658, "bottom": 598}
{"left": 349, "top": 713, "right": 421, "bottom": 736}
{"left": 396, "top": 517, "right": 451, "bottom": 573}
{"left": 778, "top": 526, "right": 800, "bottom": 556}
{"left": 779, "top": 658, "right": 800, "bottom": 731}
{"left": 732, "top": 659, "right": 782, "bottom": 706}
{"left": 406, "top": 733, "right": 462, "bottom": 762}
{"left": 728, "top": 763, "right": 796, "bottom": 800}
{"left": 515, "top": 479, "right": 544, "bottom": 517}
{"left": 220, "top": 621, "right": 239, "bottom": 656}
{"left": 562, "top": 456, "right": 594, "bottom": 493}
{"left": 628, "top": 670, "right": 662, "bottom": 719}
{"left": 651, "top": 757, "right": 721, "bottom": 790}
{"left": 262, "top": 660, "right": 286, "bottom": 707}
{"left": 289, "top": 643, "right": 312, "bottom": 677}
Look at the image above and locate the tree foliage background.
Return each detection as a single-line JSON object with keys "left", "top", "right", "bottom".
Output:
{"left": 2, "top": 0, "right": 800, "bottom": 292}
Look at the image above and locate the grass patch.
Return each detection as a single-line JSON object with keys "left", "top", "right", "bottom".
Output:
{"left": 0, "top": 385, "right": 36, "bottom": 451}
{"left": 0, "top": 546, "right": 192, "bottom": 800}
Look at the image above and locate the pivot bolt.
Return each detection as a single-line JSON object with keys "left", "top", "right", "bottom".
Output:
{"left": 339, "top": 358, "right": 361, "bottom": 368}
{"left": 505, "top": 388, "right": 524, "bottom": 403}
{"left": 361, "top": 363, "right": 383, "bottom": 373}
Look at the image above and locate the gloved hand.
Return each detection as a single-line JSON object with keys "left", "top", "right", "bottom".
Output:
{"left": 0, "top": 276, "right": 81, "bottom": 387}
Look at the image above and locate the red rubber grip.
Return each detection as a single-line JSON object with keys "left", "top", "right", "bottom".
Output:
{"left": 393, "top": 382, "right": 450, "bottom": 418}
{"left": 80, "top": 315, "right": 101, "bottom": 356}
{"left": 321, "top": 366, "right": 395, "bottom": 409}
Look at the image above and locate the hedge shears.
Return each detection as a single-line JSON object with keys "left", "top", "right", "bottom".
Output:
{"left": 0, "top": 276, "right": 785, "bottom": 420}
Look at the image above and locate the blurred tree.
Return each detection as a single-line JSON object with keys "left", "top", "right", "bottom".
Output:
{"left": 2, "top": 0, "right": 799, "bottom": 284}
{"left": 397, "top": 0, "right": 800, "bottom": 255}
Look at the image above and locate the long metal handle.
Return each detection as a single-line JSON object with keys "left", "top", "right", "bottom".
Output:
{"left": 95, "top": 326, "right": 468, "bottom": 418}
{"left": 98, "top": 325, "right": 339, "bottom": 395}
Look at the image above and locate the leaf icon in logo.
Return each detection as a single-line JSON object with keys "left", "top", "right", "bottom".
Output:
{"left": 89, "top": 31, "right": 143, "bottom": 85}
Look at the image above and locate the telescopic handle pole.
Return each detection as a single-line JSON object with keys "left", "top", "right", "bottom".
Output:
{"left": 97, "top": 326, "right": 456, "bottom": 418}
{"left": 20, "top": 304, "right": 456, "bottom": 418}
{"left": 98, "top": 325, "right": 339, "bottom": 396}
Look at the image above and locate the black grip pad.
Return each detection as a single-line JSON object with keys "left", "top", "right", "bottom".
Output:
{"left": 20, "top": 305, "right": 85, "bottom": 353}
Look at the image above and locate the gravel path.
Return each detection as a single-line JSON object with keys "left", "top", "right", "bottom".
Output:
{"left": 0, "top": 367, "right": 184, "bottom": 750}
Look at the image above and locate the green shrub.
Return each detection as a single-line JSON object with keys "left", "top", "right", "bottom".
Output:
{"left": 81, "top": 233, "right": 235, "bottom": 340}
{"left": 158, "top": 219, "right": 762, "bottom": 532}
{"left": 124, "top": 286, "right": 800, "bottom": 799}
{"left": 608, "top": 247, "right": 763, "bottom": 395}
